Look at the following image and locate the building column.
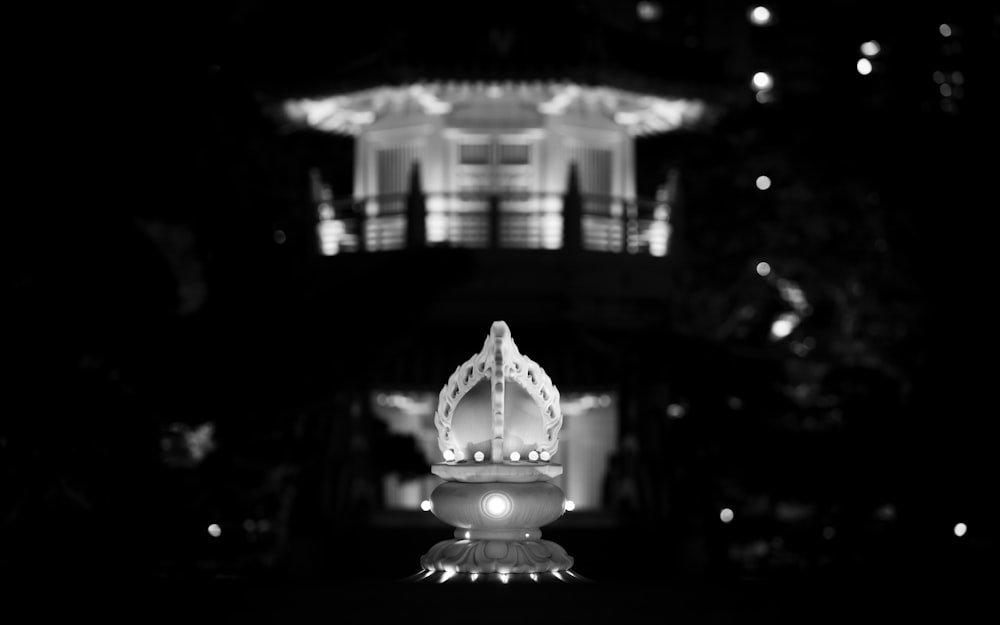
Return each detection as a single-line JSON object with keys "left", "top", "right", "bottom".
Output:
{"left": 562, "top": 162, "right": 582, "bottom": 252}
{"left": 405, "top": 161, "right": 426, "bottom": 249}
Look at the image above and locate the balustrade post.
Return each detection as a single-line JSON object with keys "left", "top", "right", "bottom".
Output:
{"left": 625, "top": 200, "right": 639, "bottom": 254}
{"left": 356, "top": 199, "right": 367, "bottom": 253}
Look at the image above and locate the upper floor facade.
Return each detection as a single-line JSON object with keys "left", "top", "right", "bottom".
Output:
{"left": 281, "top": 81, "right": 708, "bottom": 256}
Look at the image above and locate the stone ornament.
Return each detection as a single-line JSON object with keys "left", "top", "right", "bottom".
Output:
{"left": 414, "top": 321, "right": 583, "bottom": 583}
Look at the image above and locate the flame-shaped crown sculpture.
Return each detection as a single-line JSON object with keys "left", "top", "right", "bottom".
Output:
{"left": 413, "top": 321, "right": 583, "bottom": 583}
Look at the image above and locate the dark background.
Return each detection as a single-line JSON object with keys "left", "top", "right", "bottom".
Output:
{"left": 6, "top": 1, "right": 998, "bottom": 621}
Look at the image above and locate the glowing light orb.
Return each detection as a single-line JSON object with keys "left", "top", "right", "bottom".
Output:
{"left": 749, "top": 6, "right": 772, "bottom": 25}
{"left": 756, "top": 261, "right": 772, "bottom": 277}
{"left": 420, "top": 499, "right": 432, "bottom": 512}
{"left": 751, "top": 72, "right": 773, "bottom": 91}
{"left": 857, "top": 58, "right": 873, "bottom": 75}
{"left": 954, "top": 522, "right": 967, "bottom": 537}
{"left": 483, "top": 493, "right": 513, "bottom": 518}
{"left": 564, "top": 500, "right": 576, "bottom": 512}
{"left": 207, "top": 524, "right": 221, "bottom": 537}
{"left": 860, "top": 40, "right": 880, "bottom": 56}
{"left": 939, "top": 23, "right": 952, "bottom": 37}
{"left": 770, "top": 313, "right": 799, "bottom": 340}
{"left": 720, "top": 508, "right": 734, "bottom": 523}
{"left": 539, "top": 451, "right": 551, "bottom": 462}
{"left": 771, "top": 319, "right": 793, "bottom": 338}
{"left": 474, "top": 451, "right": 485, "bottom": 462}
{"left": 509, "top": 451, "right": 521, "bottom": 462}
{"left": 755, "top": 175, "right": 772, "bottom": 190}
{"left": 528, "top": 450, "right": 539, "bottom": 461}
{"left": 636, "top": 1, "right": 661, "bottom": 22}
{"left": 443, "top": 449, "right": 456, "bottom": 462}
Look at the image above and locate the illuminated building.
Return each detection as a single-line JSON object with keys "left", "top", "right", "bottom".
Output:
{"left": 284, "top": 81, "right": 704, "bottom": 255}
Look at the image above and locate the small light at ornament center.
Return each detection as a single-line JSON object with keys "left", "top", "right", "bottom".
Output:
{"left": 954, "top": 522, "right": 967, "bottom": 537}
{"left": 720, "top": 508, "right": 735, "bottom": 523}
{"left": 420, "top": 499, "right": 432, "bottom": 512}
{"left": 540, "top": 451, "right": 551, "bottom": 462}
{"left": 207, "top": 523, "right": 221, "bottom": 537}
{"left": 509, "top": 451, "right": 521, "bottom": 462}
{"left": 756, "top": 261, "right": 771, "bottom": 277}
{"left": 564, "top": 500, "right": 576, "bottom": 512}
{"left": 474, "top": 451, "right": 485, "bottom": 462}
{"left": 484, "top": 493, "right": 512, "bottom": 518}
{"left": 528, "top": 450, "right": 539, "bottom": 461}
{"left": 443, "top": 449, "right": 456, "bottom": 462}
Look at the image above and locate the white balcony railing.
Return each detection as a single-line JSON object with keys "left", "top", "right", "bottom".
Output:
{"left": 316, "top": 192, "right": 672, "bottom": 256}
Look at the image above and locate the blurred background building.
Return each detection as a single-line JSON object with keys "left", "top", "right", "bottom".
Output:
{"left": 6, "top": 0, "right": 997, "bottom": 597}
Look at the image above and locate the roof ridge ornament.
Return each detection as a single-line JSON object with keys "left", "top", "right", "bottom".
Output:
{"left": 434, "top": 321, "right": 562, "bottom": 464}
{"left": 414, "top": 321, "right": 581, "bottom": 582}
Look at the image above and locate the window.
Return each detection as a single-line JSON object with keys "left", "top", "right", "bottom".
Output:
{"left": 499, "top": 144, "right": 530, "bottom": 165}
{"left": 459, "top": 143, "right": 491, "bottom": 165}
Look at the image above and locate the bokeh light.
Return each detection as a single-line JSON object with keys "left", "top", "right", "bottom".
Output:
{"left": 749, "top": 6, "right": 772, "bottom": 26}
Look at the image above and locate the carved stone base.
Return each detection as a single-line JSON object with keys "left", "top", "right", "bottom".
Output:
{"left": 420, "top": 537, "right": 574, "bottom": 574}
